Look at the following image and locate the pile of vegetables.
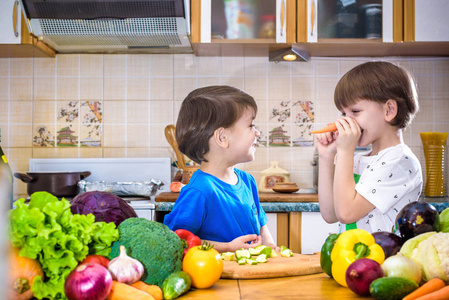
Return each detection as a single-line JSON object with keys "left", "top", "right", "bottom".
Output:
{"left": 108, "top": 217, "right": 184, "bottom": 288}
{"left": 319, "top": 203, "right": 449, "bottom": 300}
{"left": 8, "top": 192, "right": 119, "bottom": 299}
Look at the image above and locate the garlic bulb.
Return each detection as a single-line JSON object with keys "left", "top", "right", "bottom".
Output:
{"left": 108, "top": 245, "right": 144, "bottom": 284}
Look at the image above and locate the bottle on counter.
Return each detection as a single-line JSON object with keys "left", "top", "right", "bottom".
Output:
{"left": 0, "top": 129, "right": 13, "bottom": 209}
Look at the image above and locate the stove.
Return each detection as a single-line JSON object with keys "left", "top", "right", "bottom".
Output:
{"left": 29, "top": 158, "right": 172, "bottom": 221}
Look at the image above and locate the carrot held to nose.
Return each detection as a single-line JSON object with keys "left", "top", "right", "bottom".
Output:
{"left": 311, "top": 123, "right": 337, "bottom": 134}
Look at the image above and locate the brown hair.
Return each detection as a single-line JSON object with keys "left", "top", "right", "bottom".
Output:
{"left": 334, "top": 61, "right": 419, "bottom": 128}
{"left": 176, "top": 85, "right": 257, "bottom": 164}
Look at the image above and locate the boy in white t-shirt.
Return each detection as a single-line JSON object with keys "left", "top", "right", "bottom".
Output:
{"left": 315, "top": 61, "right": 423, "bottom": 233}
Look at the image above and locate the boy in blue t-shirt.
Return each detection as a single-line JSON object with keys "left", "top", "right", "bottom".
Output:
{"left": 164, "top": 85, "right": 278, "bottom": 253}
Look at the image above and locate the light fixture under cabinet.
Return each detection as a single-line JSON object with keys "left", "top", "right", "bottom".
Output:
{"left": 269, "top": 47, "right": 309, "bottom": 62}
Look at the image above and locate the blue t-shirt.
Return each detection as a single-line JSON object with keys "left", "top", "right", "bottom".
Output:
{"left": 163, "top": 168, "right": 268, "bottom": 243}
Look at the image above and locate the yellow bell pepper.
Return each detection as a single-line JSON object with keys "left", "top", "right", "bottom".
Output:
{"left": 330, "top": 229, "right": 385, "bottom": 287}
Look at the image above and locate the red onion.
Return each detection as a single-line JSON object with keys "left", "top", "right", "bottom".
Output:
{"left": 64, "top": 263, "right": 112, "bottom": 300}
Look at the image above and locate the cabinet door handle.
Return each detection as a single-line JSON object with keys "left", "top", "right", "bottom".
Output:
{"left": 12, "top": 0, "right": 19, "bottom": 37}
{"left": 280, "top": 0, "right": 285, "bottom": 37}
{"left": 310, "top": 0, "right": 316, "bottom": 36}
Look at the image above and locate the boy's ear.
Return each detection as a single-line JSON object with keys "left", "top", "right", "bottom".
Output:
{"left": 214, "top": 127, "right": 228, "bottom": 148}
{"left": 385, "top": 99, "right": 398, "bottom": 122}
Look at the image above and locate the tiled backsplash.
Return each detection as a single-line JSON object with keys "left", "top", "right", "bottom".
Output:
{"left": 1, "top": 55, "right": 448, "bottom": 199}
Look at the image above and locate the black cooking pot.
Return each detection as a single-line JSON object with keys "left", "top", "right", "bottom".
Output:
{"left": 14, "top": 171, "right": 91, "bottom": 197}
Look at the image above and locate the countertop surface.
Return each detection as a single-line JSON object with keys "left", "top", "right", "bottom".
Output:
{"left": 178, "top": 273, "right": 367, "bottom": 299}
{"left": 155, "top": 192, "right": 449, "bottom": 213}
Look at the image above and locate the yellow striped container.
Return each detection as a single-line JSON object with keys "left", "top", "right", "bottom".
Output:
{"left": 420, "top": 132, "right": 448, "bottom": 197}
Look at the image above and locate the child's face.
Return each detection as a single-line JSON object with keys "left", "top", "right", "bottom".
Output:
{"left": 340, "top": 99, "right": 388, "bottom": 148}
{"left": 226, "top": 108, "right": 260, "bottom": 164}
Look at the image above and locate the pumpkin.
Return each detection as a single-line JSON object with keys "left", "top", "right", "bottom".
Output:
{"left": 8, "top": 245, "right": 44, "bottom": 300}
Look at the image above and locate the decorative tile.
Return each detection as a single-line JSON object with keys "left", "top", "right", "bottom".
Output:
{"left": 58, "top": 101, "right": 79, "bottom": 124}
{"left": 268, "top": 123, "right": 291, "bottom": 147}
{"left": 269, "top": 100, "right": 291, "bottom": 123}
{"left": 33, "top": 125, "right": 55, "bottom": 147}
{"left": 80, "top": 124, "right": 101, "bottom": 147}
{"left": 56, "top": 125, "right": 78, "bottom": 147}
{"left": 292, "top": 100, "right": 314, "bottom": 147}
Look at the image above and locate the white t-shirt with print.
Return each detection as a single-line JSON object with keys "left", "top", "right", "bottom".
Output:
{"left": 343, "top": 144, "right": 423, "bottom": 233}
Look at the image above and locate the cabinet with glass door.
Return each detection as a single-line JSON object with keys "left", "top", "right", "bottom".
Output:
{"left": 191, "top": 0, "right": 297, "bottom": 44}
{"left": 298, "top": 0, "right": 403, "bottom": 43}
{"left": 191, "top": 0, "right": 403, "bottom": 45}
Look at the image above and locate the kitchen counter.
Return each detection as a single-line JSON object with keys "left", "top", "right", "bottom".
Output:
{"left": 178, "top": 273, "right": 366, "bottom": 299}
{"left": 155, "top": 192, "right": 449, "bottom": 213}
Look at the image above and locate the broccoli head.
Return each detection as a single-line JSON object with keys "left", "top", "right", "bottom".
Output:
{"left": 108, "top": 217, "right": 183, "bottom": 287}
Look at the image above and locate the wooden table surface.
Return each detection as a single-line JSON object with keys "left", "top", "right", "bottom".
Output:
{"left": 155, "top": 192, "right": 318, "bottom": 203}
{"left": 178, "top": 273, "right": 371, "bottom": 299}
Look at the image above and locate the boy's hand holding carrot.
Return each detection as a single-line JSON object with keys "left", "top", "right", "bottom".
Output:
{"left": 311, "top": 123, "right": 337, "bottom": 134}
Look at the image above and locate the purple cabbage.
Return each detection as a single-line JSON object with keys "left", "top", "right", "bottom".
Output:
{"left": 70, "top": 191, "right": 137, "bottom": 227}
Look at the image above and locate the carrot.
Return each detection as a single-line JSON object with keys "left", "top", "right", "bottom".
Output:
{"left": 413, "top": 284, "right": 449, "bottom": 300}
{"left": 131, "top": 281, "right": 163, "bottom": 300}
{"left": 403, "top": 278, "right": 446, "bottom": 300}
{"left": 310, "top": 123, "right": 337, "bottom": 134}
{"left": 106, "top": 281, "right": 155, "bottom": 300}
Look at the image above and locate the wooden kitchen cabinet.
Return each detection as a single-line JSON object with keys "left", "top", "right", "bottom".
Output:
{"left": 404, "top": 0, "right": 449, "bottom": 42}
{"left": 191, "top": 0, "right": 297, "bottom": 44}
{"left": 191, "top": 0, "right": 400, "bottom": 44}
{"left": 0, "top": 0, "right": 55, "bottom": 58}
{"left": 297, "top": 0, "right": 402, "bottom": 43}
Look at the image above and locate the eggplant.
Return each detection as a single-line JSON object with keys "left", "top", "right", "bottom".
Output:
{"left": 395, "top": 201, "right": 440, "bottom": 241}
{"left": 371, "top": 231, "right": 404, "bottom": 259}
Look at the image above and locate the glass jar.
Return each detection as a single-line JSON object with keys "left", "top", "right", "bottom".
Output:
{"left": 259, "top": 15, "right": 276, "bottom": 38}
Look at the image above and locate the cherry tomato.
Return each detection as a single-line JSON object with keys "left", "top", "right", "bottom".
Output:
{"left": 182, "top": 243, "right": 223, "bottom": 289}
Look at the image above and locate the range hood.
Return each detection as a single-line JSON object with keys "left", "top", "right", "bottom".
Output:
{"left": 19, "top": 0, "right": 192, "bottom": 54}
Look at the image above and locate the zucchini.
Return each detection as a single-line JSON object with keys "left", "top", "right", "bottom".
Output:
{"left": 235, "top": 249, "right": 251, "bottom": 260}
{"left": 369, "top": 277, "right": 418, "bottom": 300}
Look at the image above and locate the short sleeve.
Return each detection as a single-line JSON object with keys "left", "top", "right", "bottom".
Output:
{"left": 356, "top": 151, "right": 421, "bottom": 214}
{"left": 163, "top": 187, "right": 207, "bottom": 233}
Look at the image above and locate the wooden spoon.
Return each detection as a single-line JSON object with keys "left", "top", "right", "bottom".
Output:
{"left": 164, "top": 124, "right": 186, "bottom": 169}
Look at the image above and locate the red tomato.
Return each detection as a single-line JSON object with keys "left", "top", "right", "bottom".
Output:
{"left": 81, "top": 254, "right": 110, "bottom": 268}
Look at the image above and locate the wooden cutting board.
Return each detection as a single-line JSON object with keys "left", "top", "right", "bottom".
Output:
{"left": 221, "top": 253, "right": 322, "bottom": 279}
